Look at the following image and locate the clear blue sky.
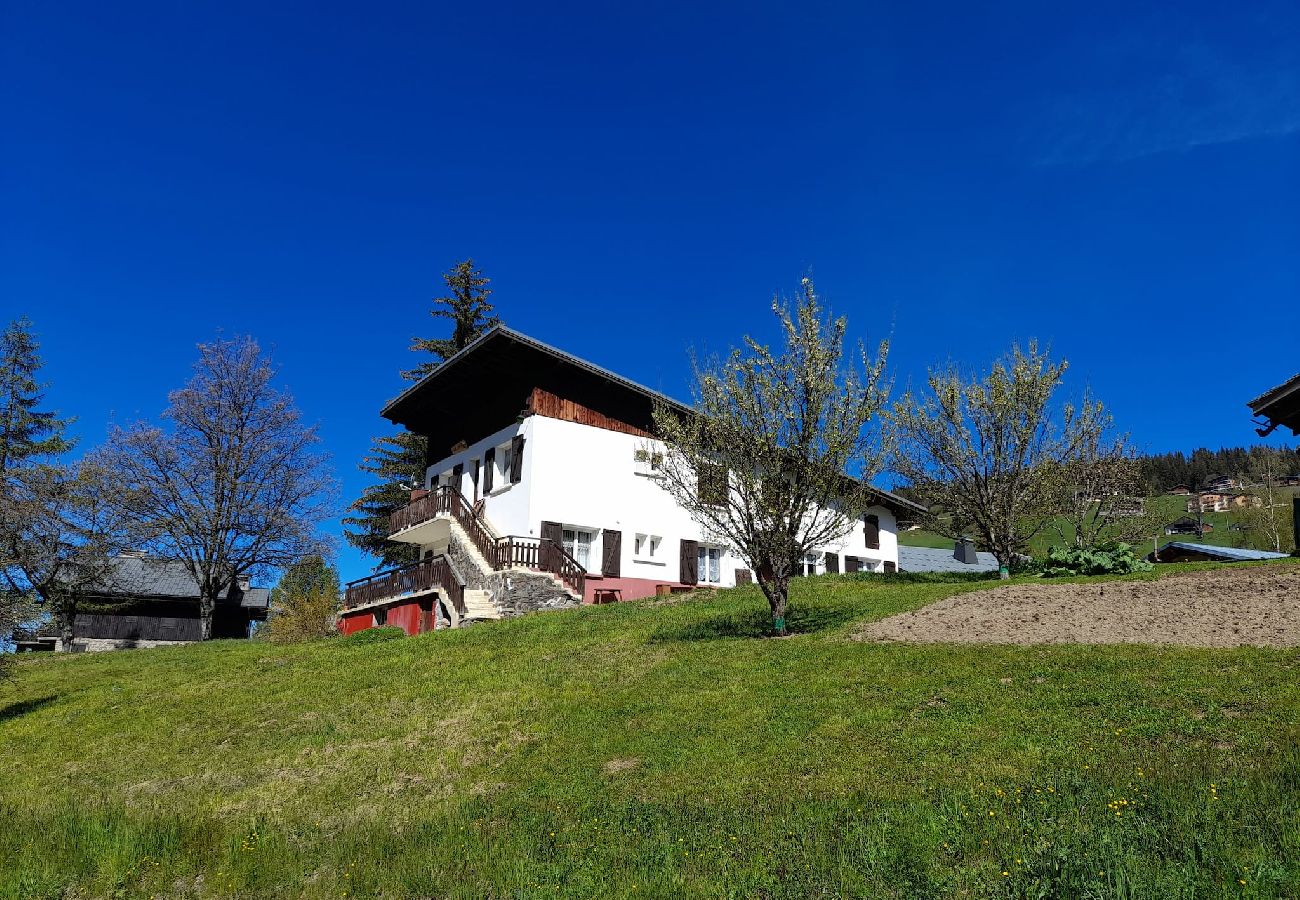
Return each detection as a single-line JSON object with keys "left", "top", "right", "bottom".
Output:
{"left": 3, "top": 1, "right": 1297, "bottom": 583}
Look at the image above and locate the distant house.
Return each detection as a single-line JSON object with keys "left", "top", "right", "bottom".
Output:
{"left": 1147, "top": 542, "right": 1289, "bottom": 564}
{"left": 1166, "top": 485, "right": 1192, "bottom": 496}
{"left": 1186, "top": 492, "right": 1258, "bottom": 514}
{"left": 1165, "top": 517, "right": 1211, "bottom": 536}
{"left": 17, "top": 552, "right": 270, "bottom": 652}
{"left": 1204, "top": 475, "right": 1239, "bottom": 493}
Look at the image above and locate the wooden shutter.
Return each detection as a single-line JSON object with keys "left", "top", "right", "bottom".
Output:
{"left": 883, "top": 561, "right": 897, "bottom": 574}
{"left": 864, "top": 514, "right": 880, "bottom": 550}
{"left": 602, "top": 529, "right": 621, "bottom": 577}
{"left": 680, "top": 539, "right": 699, "bottom": 585}
{"left": 471, "top": 459, "right": 480, "bottom": 500}
{"left": 541, "top": 520, "right": 564, "bottom": 572}
{"left": 483, "top": 448, "right": 495, "bottom": 493}
{"left": 824, "top": 552, "right": 839, "bottom": 574}
{"left": 735, "top": 569, "right": 753, "bottom": 585}
{"left": 845, "top": 556, "right": 861, "bottom": 573}
{"left": 510, "top": 435, "right": 525, "bottom": 483}
{"left": 451, "top": 463, "right": 463, "bottom": 493}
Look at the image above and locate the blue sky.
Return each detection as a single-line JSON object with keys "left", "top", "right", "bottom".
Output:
{"left": 3, "top": 1, "right": 1297, "bottom": 583}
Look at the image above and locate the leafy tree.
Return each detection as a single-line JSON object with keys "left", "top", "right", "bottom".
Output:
{"left": 344, "top": 259, "right": 499, "bottom": 569}
{"left": 98, "top": 337, "right": 335, "bottom": 640}
{"left": 1052, "top": 431, "right": 1162, "bottom": 550}
{"left": 892, "top": 342, "right": 1105, "bottom": 577}
{"left": 1232, "top": 456, "right": 1296, "bottom": 553}
{"left": 652, "top": 278, "right": 891, "bottom": 635}
{"left": 267, "top": 554, "right": 340, "bottom": 643}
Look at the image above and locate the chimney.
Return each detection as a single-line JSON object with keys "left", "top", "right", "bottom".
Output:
{"left": 953, "top": 539, "right": 979, "bottom": 565}
{"left": 236, "top": 575, "right": 251, "bottom": 592}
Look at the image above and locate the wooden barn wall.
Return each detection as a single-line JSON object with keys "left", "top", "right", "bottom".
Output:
{"left": 527, "top": 387, "right": 653, "bottom": 438}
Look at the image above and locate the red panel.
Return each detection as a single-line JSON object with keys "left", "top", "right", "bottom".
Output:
{"left": 385, "top": 601, "right": 422, "bottom": 637}
{"left": 338, "top": 610, "right": 373, "bottom": 636}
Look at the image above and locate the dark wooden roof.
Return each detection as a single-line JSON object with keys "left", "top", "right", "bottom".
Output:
{"left": 1248, "top": 373, "right": 1300, "bottom": 436}
{"left": 381, "top": 326, "right": 925, "bottom": 517}
{"left": 382, "top": 326, "right": 688, "bottom": 462}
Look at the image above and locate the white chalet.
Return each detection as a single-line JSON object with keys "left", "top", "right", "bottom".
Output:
{"left": 339, "top": 327, "right": 923, "bottom": 636}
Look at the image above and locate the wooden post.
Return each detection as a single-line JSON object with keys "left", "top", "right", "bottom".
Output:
{"left": 1293, "top": 497, "right": 1299, "bottom": 553}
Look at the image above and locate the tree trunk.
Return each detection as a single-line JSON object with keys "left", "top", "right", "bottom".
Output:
{"left": 756, "top": 573, "right": 790, "bottom": 635}
{"left": 58, "top": 610, "right": 75, "bottom": 651}
{"left": 199, "top": 592, "right": 216, "bottom": 641}
{"left": 996, "top": 551, "right": 1012, "bottom": 580}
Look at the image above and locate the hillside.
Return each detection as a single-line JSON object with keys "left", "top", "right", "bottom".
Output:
{"left": 3, "top": 568, "right": 1300, "bottom": 898}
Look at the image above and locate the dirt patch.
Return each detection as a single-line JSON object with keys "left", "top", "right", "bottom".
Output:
{"left": 855, "top": 565, "right": 1300, "bottom": 648}
{"left": 603, "top": 757, "right": 641, "bottom": 774}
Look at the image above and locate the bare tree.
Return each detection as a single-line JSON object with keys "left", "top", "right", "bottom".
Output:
{"left": 652, "top": 278, "right": 891, "bottom": 635}
{"left": 892, "top": 342, "right": 1106, "bottom": 577}
{"left": 98, "top": 337, "right": 334, "bottom": 640}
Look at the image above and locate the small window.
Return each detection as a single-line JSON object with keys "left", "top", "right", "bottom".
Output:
{"left": 698, "top": 463, "right": 727, "bottom": 506}
{"left": 634, "top": 533, "right": 662, "bottom": 560}
{"left": 496, "top": 442, "right": 513, "bottom": 489}
{"left": 373, "top": 608, "right": 388, "bottom": 627}
{"left": 696, "top": 545, "right": 722, "bottom": 583}
{"left": 634, "top": 448, "right": 664, "bottom": 476}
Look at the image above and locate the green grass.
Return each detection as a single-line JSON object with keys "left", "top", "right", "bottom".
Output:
{"left": 3, "top": 564, "right": 1300, "bottom": 898}
{"left": 899, "top": 493, "right": 1298, "bottom": 556}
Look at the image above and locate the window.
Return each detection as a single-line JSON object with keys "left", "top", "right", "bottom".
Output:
{"left": 697, "top": 463, "right": 727, "bottom": 506}
{"left": 800, "top": 554, "right": 819, "bottom": 577}
{"left": 634, "top": 533, "right": 662, "bottom": 560}
{"left": 697, "top": 545, "right": 722, "bottom": 583}
{"left": 497, "top": 443, "right": 513, "bottom": 487}
{"left": 634, "top": 448, "right": 664, "bottom": 476}
{"left": 373, "top": 608, "right": 387, "bottom": 627}
{"left": 563, "top": 528, "right": 594, "bottom": 570}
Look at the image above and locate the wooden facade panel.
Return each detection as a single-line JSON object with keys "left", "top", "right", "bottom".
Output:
{"left": 528, "top": 387, "right": 653, "bottom": 438}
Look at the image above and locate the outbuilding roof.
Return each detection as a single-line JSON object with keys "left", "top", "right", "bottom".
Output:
{"left": 897, "top": 544, "right": 1000, "bottom": 573}
{"left": 85, "top": 554, "right": 271, "bottom": 609}
{"left": 1248, "top": 373, "right": 1300, "bottom": 436}
{"left": 1153, "top": 542, "right": 1290, "bottom": 563}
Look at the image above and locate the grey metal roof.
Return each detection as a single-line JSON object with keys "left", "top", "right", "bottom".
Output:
{"left": 1156, "top": 542, "right": 1290, "bottom": 562}
{"left": 898, "top": 544, "right": 1000, "bottom": 573}
{"left": 87, "top": 555, "right": 270, "bottom": 608}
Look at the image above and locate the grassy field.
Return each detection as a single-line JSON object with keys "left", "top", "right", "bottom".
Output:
{"left": 3, "top": 565, "right": 1300, "bottom": 898}
{"left": 898, "top": 493, "right": 1295, "bottom": 556}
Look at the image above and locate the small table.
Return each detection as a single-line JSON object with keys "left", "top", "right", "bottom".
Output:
{"left": 592, "top": 588, "right": 623, "bottom": 605}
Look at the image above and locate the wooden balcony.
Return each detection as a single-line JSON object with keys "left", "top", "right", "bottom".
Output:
{"left": 343, "top": 555, "right": 464, "bottom": 613}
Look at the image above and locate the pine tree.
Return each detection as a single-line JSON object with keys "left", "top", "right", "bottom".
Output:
{"left": 343, "top": 260, "right": 500, "bottom": 570}
{"left": 403, "top": 259, "right": 499, "bottom": 381}
{"left": 0, "top": 318, "right": 73, "bottom": 475}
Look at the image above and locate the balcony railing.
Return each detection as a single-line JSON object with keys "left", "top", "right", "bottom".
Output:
{"left": 343, "top": 555, "right": 464, "bottom": 613}
{"left": 389, "top": 486, "right": 499, "bottom": 564}
{"left": 496, "top": 536, "right": 587, "bottom": 598}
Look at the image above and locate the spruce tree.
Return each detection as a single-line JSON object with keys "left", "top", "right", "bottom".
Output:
{"left": 0, "top": 318, "right": 73, "bottom": 475}
{"left": 343, "top": 260, "right": 500, "bottom": 570}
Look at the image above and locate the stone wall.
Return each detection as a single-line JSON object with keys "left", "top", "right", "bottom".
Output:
{"left": 443, "top": 529, "right": 579, "bottom": 618}
{"left": 58, "top": 638, "right": 192, "bottom": 653}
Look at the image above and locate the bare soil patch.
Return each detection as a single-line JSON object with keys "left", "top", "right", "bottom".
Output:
{"left": 856, "top": 565, "right": 1300, "bottom": 648}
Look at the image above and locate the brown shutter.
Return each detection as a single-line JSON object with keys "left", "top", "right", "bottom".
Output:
{"left": 451, "top": 463, "right": 463, "bottom": 493}
{"left": 541, "top": 520, "right": 564, "bottom": 572}
{"left": 680, "top": 539, "right": 699, "bottom": 585}
{"left": 824, "top": 552, "right": 839, "bottom": 574}
{"left": 864, "top": 514, "right": 880, "bottom": 550}
{"left": 602, "top": 529, "right": 621, "bottom": 577}
{"left": 472, "top": 459, "right": 481, "bottom": 500}
{"left": 845, "top": 556, "right": 861, "bottom": 573}
{"left": 510, "top": 435, "right": 525, "bottom": 483}
{"left": 483, "top": 448, "right": 495, "bottom": 493}
{"left": 735, "top": 569, "right": 753, "bottom": 585}
{"left": 883, "top": 561, "right": 897, "bottom": 574}
{"left": 697, "top": 463, "right": 726, "bottom": 506}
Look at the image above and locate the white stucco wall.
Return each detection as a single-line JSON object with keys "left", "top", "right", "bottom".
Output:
{"left": 423, "top": 414, "right": 904, "bottom": 586}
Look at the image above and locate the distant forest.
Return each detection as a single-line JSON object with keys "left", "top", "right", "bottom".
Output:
{"left": 1139, "top": 445, "right": 1300, "bottom": 494}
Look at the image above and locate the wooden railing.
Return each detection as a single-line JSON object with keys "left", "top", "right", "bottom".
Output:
{"left": 388, "top": 486, "right": 499, "bottom": 565}
{"left": 343, "top": 555, "right": 464, "bottom": 614}
{"left": 496, "top": 536, "right": 587, "bottom": 598}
